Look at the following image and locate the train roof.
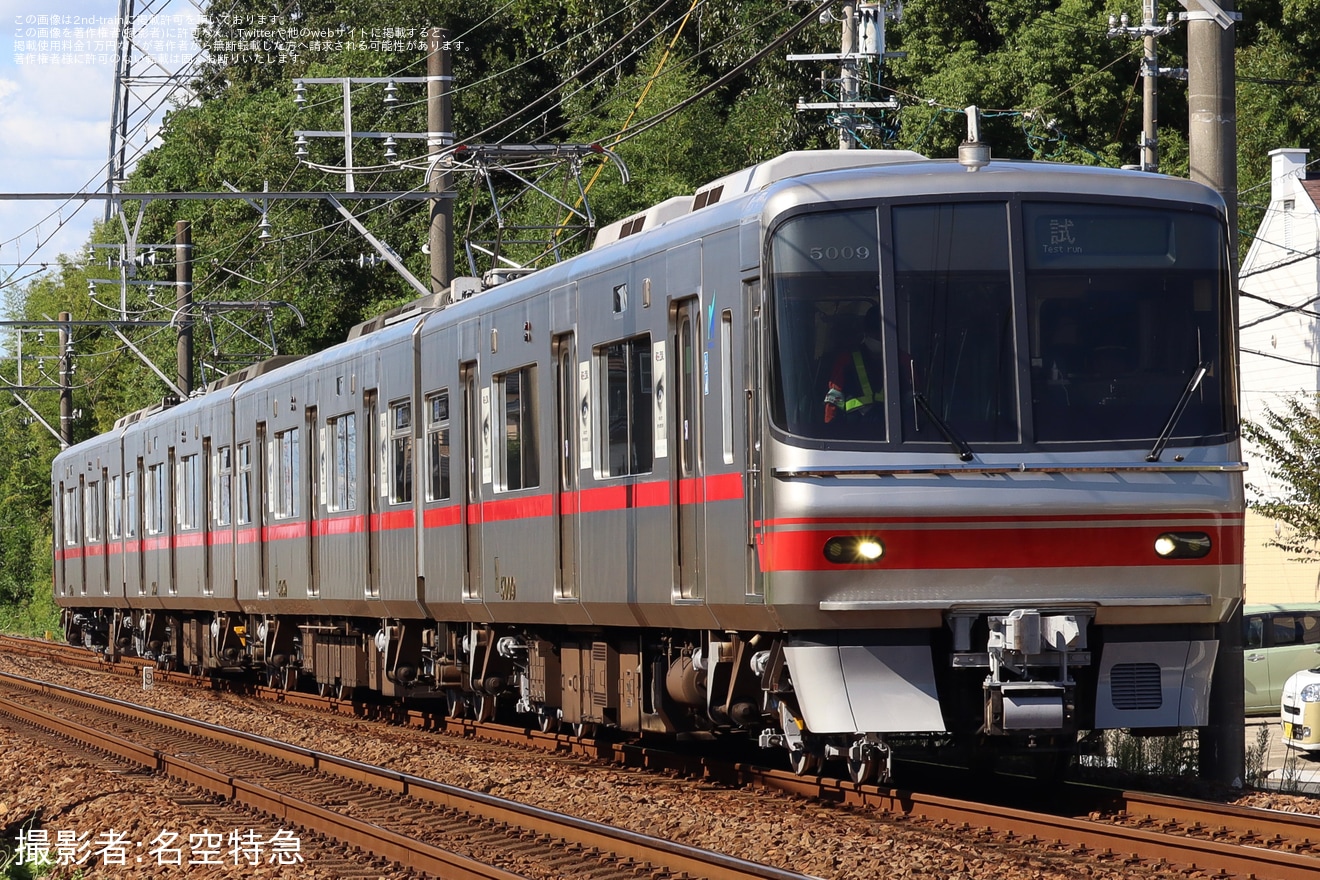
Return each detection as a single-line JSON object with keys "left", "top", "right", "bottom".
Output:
{"left": 59, "top": 150, "right": 1228, "bottom": 459}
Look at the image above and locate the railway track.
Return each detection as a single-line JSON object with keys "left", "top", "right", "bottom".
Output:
{"left": 0, "top": 665, "right": 818, "bottom": 880}
{"left": 5, "top": 635, "right": 1320, "bottom": 879}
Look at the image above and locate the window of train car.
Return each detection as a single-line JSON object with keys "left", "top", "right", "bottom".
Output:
{"left": 215, "top": 447, "right": 232, "bottom": 526}
{"left": 109, "top": 475, "right": 123, "bottom": 539}
{"left": 125, "top": 469, "right": 138, "bottom": 537}
{"left": 177, "top": 454, "right": 200, "bottom": 530}
{"left": 326, "top": 413, "right": 358, "bottom": 511}
{"left": 1023, "top": 203, "right": 1229, "bottom": 444}
{"left": 426, "top": 391, "right": 451, "bottom": 501}
{"left": 272, "top": 429, "right": 301, "bottom": 518}
{"left": 596, "top": 336, "right": 653, "bottom": 477}
{"left": 84, "top": 479, "right": 102, "bottom": 542}
{"left": 63, "top": 485, "right": 79, "bottom": 545}
{"left": 767, "top": 199, "right": 1230, "bottom": 450}
{"left": 768, "top": 209, "right": 884, "bottom": 439}
{"left": 235, "top": 443, "right": 252, "bottom": 524}
{"left": 893, "top": 202, "right": 1017, "bottom": 444}
{"left": 498, "top": 367, "right": 540, "bottom": 491}
{"left": 389, "top": 401, "right": 413, "bottom": 504}
{"left": 145, "top": 463, "right": 166, "bottom": 534}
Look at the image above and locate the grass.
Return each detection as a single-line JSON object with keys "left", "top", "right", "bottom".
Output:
{"left": 1095, "top": 728, "right": 1201, "bottom": 778}
{"left": 0, "top": 590, "right": 61, "bottom": 640}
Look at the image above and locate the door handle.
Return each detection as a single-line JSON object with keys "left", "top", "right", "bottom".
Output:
{"left": 1246, "top": 654, "right": 1265, "bottom": 661}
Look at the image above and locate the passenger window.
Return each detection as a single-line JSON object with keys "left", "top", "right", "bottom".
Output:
{"left": 389, "top": 401, "right": 413, "bottom": 504}
{"left": 64, "top": 485, "right": 80, "bottom": 545}
{"left": 145, "top": 463, "right": 166, "bottom": 535}
{"left": 1272, "top": 615, "right": 1301, "bottom": 647}
{"left": 177, "top": 454, "right": 200, "bottom": 530}
{"left": 109, "top": 475, "right": 123, "bottom": 539}
{"left": 498, "top": 367, "right": 538, "bottom": 492}
{"left": 1305, "top": 615, "right": 1320, "bottom": 645}
{"left": 426, "top": 391, "right": 451, "bottom": 501}
{"left": 236, "top": 443, "right": 252, "bottom": 525}
{"left": 326, "top": 413, "right": 358, "bottom": 511}
{"left": 84, "top": 480, "right": 102, "bottom": 542}
{"left": 215, "top": 446, "right": 232, "bottom": 526}
{"left": 596, "top": 335, "right": 653, "bottom": 477}
{"left": 271, "top": 428, "right": 301, "bottom": 519}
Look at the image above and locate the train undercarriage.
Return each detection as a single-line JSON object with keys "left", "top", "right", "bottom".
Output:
{"left": 61, "top": 604, "right": 1112, "bottom": 785}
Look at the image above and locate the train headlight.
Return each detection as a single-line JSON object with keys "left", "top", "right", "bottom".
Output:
{"left": 1153, "top": 531, "right": 1211, "bottom": 559}
{"left": 823, "top": 536, "right": 885, "bottom": 564}
{"left": 1301, "top": 683, "right": 1320, "bottom": 703}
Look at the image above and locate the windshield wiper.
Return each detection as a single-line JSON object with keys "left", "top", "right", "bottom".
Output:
{"left": 914, "top": 392, "right": 975, "bottom": 462}
{"left": 1146, "top": 361, "right": 1210, "bottom": 462}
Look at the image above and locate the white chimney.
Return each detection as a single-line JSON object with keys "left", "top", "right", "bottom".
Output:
{"left": 1269, "top": 148, "right": 1310, "bottom": 204}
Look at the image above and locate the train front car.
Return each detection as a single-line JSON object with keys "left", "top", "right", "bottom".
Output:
{"left": 754, "top": 160, "right": 1242, "bottom": 782}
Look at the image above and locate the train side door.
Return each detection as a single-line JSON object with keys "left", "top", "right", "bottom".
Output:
{"left": 461, "top": 363, "right": 483, "bottom": 600}
{"left": 201, "top": 440, "right": 213, "bottom": 598}
{"left": 306, "top": 406, "right": 320, "bottom": 595}
{"left": 255, "top": 422, "right": 270, "bottom": 599}
{"left": 673, "top": 299, "right": 705, "bottom": 600}
{"left": 97, "top": 468, "right": 111, "bottom": 597}
{"left": 744, "top": 281, "right": 765, "bottom": 599}
{"left": 363, "top": 391, "right": 380, "bottom": 599}
{"left": 553, "top": 335, "right": 579, "bottom": 600}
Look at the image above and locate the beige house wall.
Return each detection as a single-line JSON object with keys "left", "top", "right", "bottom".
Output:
{"left": 1244, "top": 509, "right": 1320, "bottom": 604}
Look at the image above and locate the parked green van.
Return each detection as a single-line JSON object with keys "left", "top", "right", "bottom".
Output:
{"left": 1244, "top": 604, "right": 1320, "bottom": 715}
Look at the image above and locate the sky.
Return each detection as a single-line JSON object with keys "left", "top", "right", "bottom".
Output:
{"left": 0, "top": 0, "right": 200, "bottom": 287}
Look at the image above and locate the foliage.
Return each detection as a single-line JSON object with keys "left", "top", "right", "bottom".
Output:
{"left": 1243, "top": 396, "right": 1320, "bottom": 559}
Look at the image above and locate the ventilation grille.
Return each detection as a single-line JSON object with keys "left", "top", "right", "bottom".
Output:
{"left": 692, "top": 184, "right": 724, "bottom": 210}
{"left": 619, "top": 216, "right": 646, "bottom": 238}
{"left": 1110, "top": 662, "right": 1163, "bottom": 710}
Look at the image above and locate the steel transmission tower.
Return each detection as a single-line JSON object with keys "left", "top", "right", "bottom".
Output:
{"left": 105, "top": 0, "right": 208, "bottom": 221}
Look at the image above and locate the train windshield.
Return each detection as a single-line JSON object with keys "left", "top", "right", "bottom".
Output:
{"left": 768, "top": 199, "right": 1231, "bottom": 449}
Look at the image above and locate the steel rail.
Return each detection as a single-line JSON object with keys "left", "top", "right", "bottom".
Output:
{"left": 7, "top": 636, "right": 1320, "bottom": 878}
{"left": 0, "top": 668, "right": 820, "bottom": 880}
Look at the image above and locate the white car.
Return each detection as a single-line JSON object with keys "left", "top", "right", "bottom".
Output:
{"left": 1280, "top": 668, "right": 1320, "bottom": 756}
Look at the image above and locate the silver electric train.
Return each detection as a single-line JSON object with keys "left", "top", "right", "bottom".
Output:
{"left": 54, "top": 149, "right": 1244, "bottom": 783}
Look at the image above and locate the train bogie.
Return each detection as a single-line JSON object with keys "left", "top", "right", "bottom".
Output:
{"left": 54, "top": 149, "right": 1244, "bottom": 781}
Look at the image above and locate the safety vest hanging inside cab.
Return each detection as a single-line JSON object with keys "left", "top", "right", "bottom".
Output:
{"left": 824, "top": 351, "right": 880, "bottom": 422}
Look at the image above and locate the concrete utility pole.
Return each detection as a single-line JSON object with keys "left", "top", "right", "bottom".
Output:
{"left": 1108, "top": 2, "right": 1178, "bottom": 172}
{"left": 428, "top": 28, "right": 455, "bottom": 291}
{"left": 1183, "top": 0, "right": 1241, "bottom": 789}
{"left": 789, "top": 2, "right": 901, "bottom": 146}
{"left": 58, "top": 312, "right": 73, "bottom": 447}
{"left": 175, "top": 220, "right": 193, "bottom": 398}
{"left": 839, "top": 2, "right": 858, "bottom": 149}
{"left": 1185, "top": 0, "right": 1239, "bottom": 253}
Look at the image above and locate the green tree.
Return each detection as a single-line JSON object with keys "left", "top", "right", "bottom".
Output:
{"left": 1243, "top": 397, "right": 1320, "bottom": 559}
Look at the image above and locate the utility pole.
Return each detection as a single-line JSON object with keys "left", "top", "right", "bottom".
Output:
{"left": 789, "top": 2, "right": 900, "bottom": 148}
{"left": 1182, "top": 0, "right": 1242, "bottom": 790}
{"left": 1185, "top": 0, "right": 1239, "bottom": 253}
{"left": 58, "top": 312, "right": 72, "bottom": 447}
{"left": 175, "top": 220, "right": 193, "bottom": 398}
{"left": 428, "top": 28, "right": 455, "bottom": 292}
{"left": 1107, "top": 2, "right": 1178, "bottom": 172}
{"left": 839, "top": 3, "right": 858, "bottom": 149}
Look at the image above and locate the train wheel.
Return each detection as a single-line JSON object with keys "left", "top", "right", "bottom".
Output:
{"left": 474, "top": 694, "right": 496, "bottom": 723}
{"left": 572, "top": 721, "right": 596, "bottom": 738}
{"left": 537, "top": 710, "right": 560, "bottom": 733}
{"left": 447, "top": 689, "right": 469, "bottom": 719}
{"left": 788, "top": 749, "right": 819, "bottom": 776}
{"left": 846, "top": 755, "right": 877, "bottom": 785}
